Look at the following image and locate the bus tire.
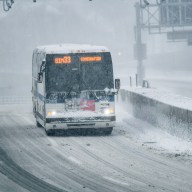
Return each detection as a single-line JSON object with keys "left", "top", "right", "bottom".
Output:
{"left": 36, "top": 120, "right": 42, "bottom": 127}
{"left": 104, "top": 127, "right": 113, "bottom": 135}
{"left": 46, "top": 129, "right": 55, "bottom": 136}
{"left": 33, "top": 106, "right": 36, "bottom": 118}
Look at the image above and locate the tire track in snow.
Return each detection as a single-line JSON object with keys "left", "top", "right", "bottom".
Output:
{"left": 15, "top": 113, "right": 190, "bottom": 192}
{"left": 0, "top": 147, "right": 67, "bottom": 192}
{"left": 1, "top": 114, "right": 133, "bottom": 192}
{"left": 69, "top": 138, "right": 173, "bottom": 192}
{"left": 1, "top": 108, "right": 192, "bottom": 192}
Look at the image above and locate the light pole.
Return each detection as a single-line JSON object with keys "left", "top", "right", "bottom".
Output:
{"left": 135, "top": 2, "right": 145, "bottom": 86}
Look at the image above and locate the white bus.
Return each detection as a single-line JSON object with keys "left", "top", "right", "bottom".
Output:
{"left": 32, "top": 44, "right": 120, "bottom": 136}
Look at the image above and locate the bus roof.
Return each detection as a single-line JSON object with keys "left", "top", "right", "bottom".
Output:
{"left": 35, "top": 44, "right": 109, "bottom": 54}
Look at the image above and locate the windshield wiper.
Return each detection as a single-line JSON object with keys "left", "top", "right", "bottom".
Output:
{"left": 80, "top": 79, "right": 99, "bottom": 100}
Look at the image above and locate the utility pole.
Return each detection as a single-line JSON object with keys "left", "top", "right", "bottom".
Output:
{"left": 135, "top": 2, "right": 145, "bottom": 86}
{"left": 134, "top": 0, "right": 192, "bottom": 87}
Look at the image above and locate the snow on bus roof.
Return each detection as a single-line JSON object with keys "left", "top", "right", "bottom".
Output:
{"left": 36, "top": 44, "right": 109, "bottom": 54}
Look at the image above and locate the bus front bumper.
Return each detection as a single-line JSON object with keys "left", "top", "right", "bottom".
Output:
{"left": 45, "top": 116, "right": 116, "bottom": 130}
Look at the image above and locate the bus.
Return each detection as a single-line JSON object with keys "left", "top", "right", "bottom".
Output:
{"left": 32, "top": 44, "right": 120, "bottom": 136}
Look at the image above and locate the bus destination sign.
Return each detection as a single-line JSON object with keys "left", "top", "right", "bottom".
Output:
{"left": 80, "top": 56, "right": 102, "bottom": 62}
{"left": 54, "top": 56, "right": 71, "bottom": 64}
{"left": 54, "top": 56, "right": 102, "bottom": 64}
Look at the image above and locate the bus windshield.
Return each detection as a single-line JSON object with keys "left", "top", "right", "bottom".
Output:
{"left": 45, "top": 52, "right": 114, "bottom": 93}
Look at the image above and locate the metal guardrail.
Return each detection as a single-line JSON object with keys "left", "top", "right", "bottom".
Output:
{"left": 0, "top": 96, "right": 31, "bottom": 105}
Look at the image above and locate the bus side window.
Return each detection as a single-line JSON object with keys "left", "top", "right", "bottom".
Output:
{"left": 88, "top": 92, "right": 95, "bottom": 100}
{"left": 37, "top": 53, "right": 41, "bottom": 73}
{"left": 32, "top": 52, "right": 38, "bottom": 79}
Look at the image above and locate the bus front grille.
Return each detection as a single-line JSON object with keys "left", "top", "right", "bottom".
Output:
{"left": 67, "top": 123, "right": 95, "bottom": 127}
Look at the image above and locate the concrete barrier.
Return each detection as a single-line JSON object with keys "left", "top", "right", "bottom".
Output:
{"left": 118, "top": 89, "right": 192, "bottom": 140}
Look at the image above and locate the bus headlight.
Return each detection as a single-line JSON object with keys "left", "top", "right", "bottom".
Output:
{"left": 104, "top": 108, "right": 114, "bottom": 115}
{"left": 47, "top": 111, "right": 57, "bottom": 116}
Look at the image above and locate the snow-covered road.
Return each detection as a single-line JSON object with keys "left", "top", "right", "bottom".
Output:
{"left": 0, "top": 104, "right": 192, "bottom": 192}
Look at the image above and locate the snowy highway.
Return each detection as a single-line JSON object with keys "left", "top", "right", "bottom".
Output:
{"left": 1, "top": 0, "right": 192, "bottom": 191}
{"left": 0, "top": 104, "right": 192, "bottom": 192}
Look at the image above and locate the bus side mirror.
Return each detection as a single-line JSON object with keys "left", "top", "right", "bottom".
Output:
{"left": 115, "top": 79, "right": 120, "bottom": 90}
{"left": 37, "top": 72, "right": 43, "bottom": 83}
{"left": 38, "top": 60, "right": 45, "bottom": 83}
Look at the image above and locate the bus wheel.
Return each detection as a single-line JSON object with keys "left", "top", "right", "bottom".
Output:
{"left": 36, "top": 120, "right": 42, "bottom": 127}
{"left": 33, "top": 107, "right": 36, "bottom": 117}
{"left": 46, "top": 129, "right": 55, "bottom": 136}
{"left": 103, "top": 127, "right": 113, "bottom": 135}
